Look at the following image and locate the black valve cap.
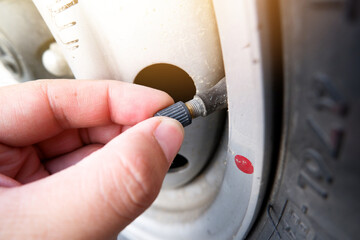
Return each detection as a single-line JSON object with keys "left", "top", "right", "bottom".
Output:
{"left": 154, "top": 101, "right": 192, "bottom": 127}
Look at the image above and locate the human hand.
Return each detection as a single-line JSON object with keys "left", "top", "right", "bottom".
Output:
{"left": 0, "top": 80, "right": 184, "bottom": 239}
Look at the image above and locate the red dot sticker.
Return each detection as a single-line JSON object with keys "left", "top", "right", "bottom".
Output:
{"left": 235, "top": 155, "right": 254, "bottom": 174}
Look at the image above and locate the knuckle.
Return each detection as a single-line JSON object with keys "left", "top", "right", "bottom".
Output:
{"left": 120, "top": 152, "right": 159, "bottom": 206}
{"left": 100, "top": 150, "right": 162, "bottom": 216}
{"left": 96, "top": 130, "right": 166, "bottom": 218}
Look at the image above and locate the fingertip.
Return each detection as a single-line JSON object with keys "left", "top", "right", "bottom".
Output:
{"left": 132, "top": 83, "right": 175, "bottom": 105}
{"left": 108, "top": 82, "right": 175, "bottom": 125}
{"left": 153, "top": 117, "right": 184, "bottom": 164}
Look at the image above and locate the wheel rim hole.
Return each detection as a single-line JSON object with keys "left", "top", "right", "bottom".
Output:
{"left": 169, "top": 154, "right": 189, "bottom": 172}
{"left": 134, "top": 63, "right": 196, "bottom": 102}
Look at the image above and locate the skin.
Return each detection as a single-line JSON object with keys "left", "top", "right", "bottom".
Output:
{"left": 0, "top": 80, "right": 184, "bottom": 240}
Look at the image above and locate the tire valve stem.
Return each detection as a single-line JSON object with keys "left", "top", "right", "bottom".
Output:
{"left": 154, "top": 77, "right": 227, "bottom": 127}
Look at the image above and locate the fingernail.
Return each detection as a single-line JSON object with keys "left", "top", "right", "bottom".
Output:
{"left": 154, "top": 118, "right": 184, "bottom": 163}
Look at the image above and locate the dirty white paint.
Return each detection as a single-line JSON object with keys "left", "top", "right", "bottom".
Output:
{"left": 32, "top": 0, "right": 225, "bottom": 92}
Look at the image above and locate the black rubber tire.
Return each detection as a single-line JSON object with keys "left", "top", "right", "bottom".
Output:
{"left": 248, "top": 0, "right": 360, "bottom": 239}
{"left": 0, "top": 0, "right": 58, "bottom": 81}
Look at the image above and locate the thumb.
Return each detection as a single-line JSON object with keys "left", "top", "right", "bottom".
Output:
{"left": 0, "top": 117, "right": 184, "bottom": 240}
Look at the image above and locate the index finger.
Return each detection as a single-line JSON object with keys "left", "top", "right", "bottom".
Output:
{"left": 0, "top": 80, "right": 173, "bottom": 146}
